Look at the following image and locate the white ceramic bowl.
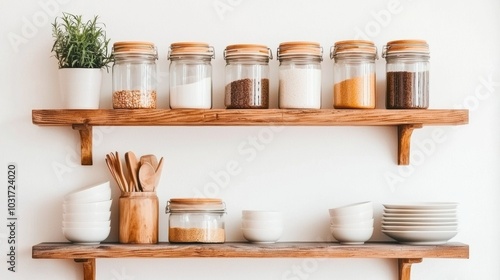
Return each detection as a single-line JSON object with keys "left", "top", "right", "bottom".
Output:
{"left": 63, "top": 190, "right": 111, "bottom": 203}
{"left": 242, "top": 210, "right": 282, "bottom": 220}
{"left": 63, "top": 226, "right": 111, "bottom": 244}
{"left": 330, "top": 218, "right": 374, "bottom": 228}
{"left": 242, "top": 219, "right": 283, "bottom": 229}
{"left": 64, "top": 181, "right": 111, "bottom": 201}
{"left": 329, "top": 210, "right": 373, "bottom": 224}
{"left": 62, "top": 220, "right": 111, "bottom": 228}
{"left": 63, "top": 211, "right": 111, "bottom": 222}
{"left": 63, "top": 199, "right": 112, "bottom": 213}
{"left": 242, "top": 227, "right": 283, "bottom": 243}
{"left": 330, "top": 226, "right": 373, "bottom": 245}
{"left": 328, "top": 201, "right": 373, "bottom": 217}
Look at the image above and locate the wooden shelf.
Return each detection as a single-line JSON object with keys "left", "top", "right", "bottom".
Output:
{"left": 32, "top": 241, "right": 469, "bottom": 280}
{"left": 32, "top": 109, "right": 468, "bottom": 165}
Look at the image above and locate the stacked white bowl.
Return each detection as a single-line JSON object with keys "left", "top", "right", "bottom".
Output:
{"left": 62, "top": 181, "right": 112, "bottom": 244}
{"left": 381, "top": 202, "right": 458, "bottom": 245}
{"left": 241, "top": 210, "right": 283, "bottom": 243}
{"left": 329, "top": 201, "right": 374, "bottom": 244}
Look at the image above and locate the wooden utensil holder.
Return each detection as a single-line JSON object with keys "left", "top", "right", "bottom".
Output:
{"left": 119, "top": 192, "right": 158, "bottom": 244}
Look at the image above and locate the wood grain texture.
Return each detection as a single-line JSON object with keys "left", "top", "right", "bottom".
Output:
{"left": 32, "top": 109, "right": 469, "bottom": 126}
{"left": 32, "top": 242, "right": 469, "bottom": 259}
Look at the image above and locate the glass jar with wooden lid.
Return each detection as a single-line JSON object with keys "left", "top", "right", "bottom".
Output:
{"left": 112, "top": 41, "right": 158, "bottom": 108}
{"left": 165, "top": 198, "right": 226, "bottom": 243}
{"left": 278, "top": 41, "right": 323, "bottom": 109}
{"left": 168, "top": 42, "right": 215, "bottom": 109}
{"left": 330, "top": 40, "right": 377, "bottom": 109}
{"left": 224, "top": 44, "right": 272, "bottom": 109}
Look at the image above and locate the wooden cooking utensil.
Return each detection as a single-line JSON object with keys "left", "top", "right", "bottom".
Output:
{"left": 153, "top": 157, "right": 164, "bottom": 191}
{"left": 105, "top": 157, "right": 125, "bottom": 193}
{"left": 138, "top": 162, "right": 156, "bottom": 192}
{"left": 140, "top": 154, "right": 158, "bottom": 170}
{"left": 125, "top": 151, "right": 140, "bottom": 192}
{"left": 115, "top": 151, "right": 129, "bottom": 192}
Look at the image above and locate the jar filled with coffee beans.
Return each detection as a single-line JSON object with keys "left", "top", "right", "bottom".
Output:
{"left": 112, "top": 41, "right": 158, "bottom": 109}
{"left": 166, "top": 198, "right": 226, "bottom": 243}
{"left": 383, "top": 39, "right": 430, "bottom": 109}
{"left": 224, "top": 44, "right": 272, "bottom": 109}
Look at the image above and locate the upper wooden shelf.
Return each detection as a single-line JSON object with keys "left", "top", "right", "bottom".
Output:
{"left": 31, "top": 109, "right": 469, "bottom": 165}
{"left": 32, "top": 241, "right": 469, "bottom": 280}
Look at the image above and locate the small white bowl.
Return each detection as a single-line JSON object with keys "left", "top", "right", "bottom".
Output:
{"left": 242, "top": 227, "right": 283, "bottom": 243}
{"left": 328, "top": 201, "right": 373, "bottom": 217}
{"left": 64, "top": 181, "right": 111, "bottom": 200}
{"left": 63, "top": 211, "right": 111, "bottom": 222}
{"left": 329, "top": 210, "right": 373, "bottom": 224}
{"left": 242, "top": 210, "right": 282, "bottom": 220}
{"left": 330, "top": 227, "right": 374, "bottom": 245}
{"left": 62, "top": 220, "right": 111, "bottom": 228}
{"left": 63, "top": 190, "right": 111, "bottom": 203}
{"left": 242, "top": 219, "right": 283, "bottom": 229}
{"left": 62, "top": 226, "right": 111, "bottom": 244}
{"left": 330, "top": 218, "right": 374, "bottom": 228}
{"left": 63, "top": 199, "right": 112, "bottom": 213}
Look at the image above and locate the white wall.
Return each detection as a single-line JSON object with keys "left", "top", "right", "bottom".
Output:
{"left": 1, "top": 0, "right": 499, "bottom": 279}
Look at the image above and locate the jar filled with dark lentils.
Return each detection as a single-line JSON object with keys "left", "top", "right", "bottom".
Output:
{"left": 224, "top": 44, "right": 272, "bottom": 109}
{"left": 383, "top": 40, "right": 430, "bottom": 109}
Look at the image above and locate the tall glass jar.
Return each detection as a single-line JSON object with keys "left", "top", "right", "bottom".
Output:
{"left": 383, "top": 39, "right": 430, "bottom": 109}
{"left": 224, "top": 44, "right": 272, "bottom": 109}
{"left": 166, "top": 198, "right": 226, "bottom": 243}
{"left": 112, "top": 41, "right": 158, "bottom": 109}
{"left": 168, "top": 42, "right": 214, "bottom": 109}
{"left": 331, "top": 40, "right": 377, "bottom": 109}
{"left": 278, "top": 41, "right": 322, "bottom": 109}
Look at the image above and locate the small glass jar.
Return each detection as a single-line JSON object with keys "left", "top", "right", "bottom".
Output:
{"left": 168, "top": 42, "right": 214, "bottom": 109}
{"left": 331, "top": 40, "right": 377, "bottom": 109}
{"left": 383, "top": 39, "right": 430, "bottom": 109}
{"left": 224, "top": 44, "right": 272, "bottom": 109}
{"left": 278, "top": 41, "right": 322, "bottom": 109}
{"left": 166, "top": 198, "right": 226, "bottom": 243}
{"left": 112, "top": 41, "right": 158, "bottom": 109}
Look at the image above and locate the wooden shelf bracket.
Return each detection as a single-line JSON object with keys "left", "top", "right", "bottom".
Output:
{"left": 72, "top": 124, "right": 93, "bottom": 165}
{"left": 75, "top": 258, "right": 95, "bottom": 280}
{"left": 398, "top": 124, "right": 423, "bottom": 165}
{"left": 398, "top": 258, "right": 423, "bottom": 280}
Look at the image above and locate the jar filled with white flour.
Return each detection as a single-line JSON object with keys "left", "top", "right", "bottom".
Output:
{"left": 168, "top": 42, "right": 214, "bottom": 109}
{"left": 278, "top": 42, "right": 322, "bottom": 109}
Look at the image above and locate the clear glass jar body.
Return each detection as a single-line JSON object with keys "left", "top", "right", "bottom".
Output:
{"left": 279, "top": 58, "right": 322, "bottom": 109}
{"left": 112, "top": 50, "right": 157, "bottom": 109}
{"left": 333, "top": 55, "right": 376, "bottom": 109}
{"left": 225, "top": 58, "right": 270, "bottom": 109}
{"left": 169, "top": 57, "right": 212, "bottom": 109}
{"left": 167, "top": 211, "right": 225, "bottom": 243}
{"left": 385, "top": 55, "right": 429, "bottom": 109}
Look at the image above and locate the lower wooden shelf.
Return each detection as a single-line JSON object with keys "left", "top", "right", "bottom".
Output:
{"left": 32, "top": 241, "right": 469, "bottom": 280}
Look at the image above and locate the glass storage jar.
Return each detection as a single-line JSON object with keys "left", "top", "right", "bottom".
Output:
{"left": 166, "top": 198, "right": 226, "bottom": 243}
{"left": 224, "top": 44, "right": 272, "bottom": 109}
{"left": 112, "top": 41, "right": 158, "bottom": 109}
{"left": 331, "top": 40, "right": 377, "bottom": 109}
{"left": 278, "top": 41, "right": 322, "bottom": 109}
{"left": 383, "top": 39, "right": 430, "bottom": 109}
{"left": 168, "top": 42, "right": 214, "bottom": 109}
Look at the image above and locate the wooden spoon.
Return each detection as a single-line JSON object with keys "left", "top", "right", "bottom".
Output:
{"left": 140, "top": 154, "right": 158, "bottom": 170}
{"left": 105, "top": 157, "right": 125, "bottom": 193}
{"left": 125, "top": 151, "right": 140, "bottom": 192}
{"left": 115, "top": 151, "right": 129, "bottom": 192}
{"left": 138, "top": 162, "right": 156, "bottom": 192}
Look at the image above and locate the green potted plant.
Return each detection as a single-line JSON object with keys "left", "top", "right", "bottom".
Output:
{"left": 52, "top": 12, "right": 112, "bottom": 109}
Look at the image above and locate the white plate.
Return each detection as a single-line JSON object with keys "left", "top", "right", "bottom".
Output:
{"left": 383, "top": 213, "right": 456, "bottom": 218}
{"left": 382, "top": 230, "right": 458, "bottom": 245}
{"left": 382, "top": 221, "right": 458, "bottom": 226}
{"left": 382, "top": 217, "right": 458, "bottom": 223}
{"left": 382, "top": 225, "right": 458, "bottom": 231}
{"left": 383, "top": 208, "right": 456, "bottom": 214}
{"left": 383, "top": 202, "right": 458, "bottom": 210}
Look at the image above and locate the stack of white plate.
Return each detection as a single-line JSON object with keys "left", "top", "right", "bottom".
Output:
{"left": 381, "top": 202, "right": 458, "bottom": 245}
{"left": 62, "top": 181, "right": 112, "bottom": 244}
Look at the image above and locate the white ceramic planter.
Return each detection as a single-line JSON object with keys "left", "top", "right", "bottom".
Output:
{"left": 59, "top": 68, "right": 102, "bottom": 109}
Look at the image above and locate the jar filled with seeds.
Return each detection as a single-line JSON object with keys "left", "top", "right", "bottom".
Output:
{"left": 166, "top": 198, "right": 226, "bottom": 243}
{"left": 278, "top": 41, "right": 322, "bottom": 109}
{"left": 112, "top": 41, "right": 158, "bottom": 109}
{"left": 168, "top": 42, "right": 215, "bottom": 109}
{"left": 224, "top": 44, "right": 272, "bottom": 109}
{"left": 331, "top": 40, "right": 377, "bottom": 109}
{"left": 383, "top": 39, "right": 430, "bottom": 109}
